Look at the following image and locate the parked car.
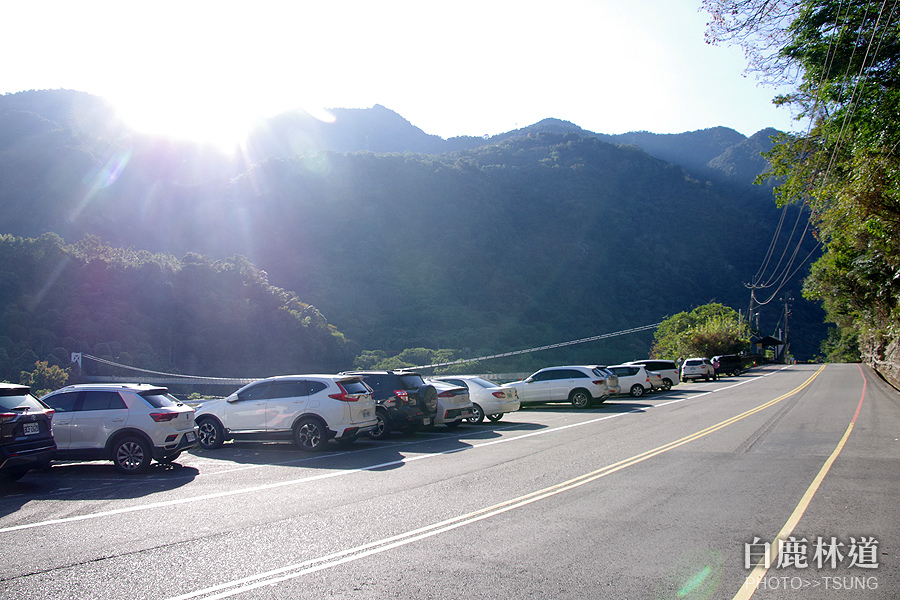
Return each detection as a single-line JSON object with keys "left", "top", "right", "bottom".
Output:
{"left": 41, "top": 383, "right": 196, "bottom": 474}
{"left": 625, "top": 359, "right": 680, "bottom": 390}
{"left": 712, "top": 354, "right": 749, "bottom": 377}
{"left": 506, "top": 366, "right": 611, "bottom": 409}
{"left": 607, "top": 364, "right": 654, "bottom": 397}
{"left": 680, "top": 358, "right": 717, "bottom": 382}
{"left": 194, "top": 375, "right": 376, "bottom": 451}
{"left": 340, "top": 371, "right": 437, "bottom": 439}
{"left": 430, "top": 376, "right": 520, "bottom": 424}
{"left": 426, "top": 379, "right": 475, "bottom": 428}
{"left": 0, "top": 384, "right": 56, "bottom": 483}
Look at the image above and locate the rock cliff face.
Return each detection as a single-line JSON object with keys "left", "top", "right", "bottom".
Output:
{"left": 861, "top": 332, "right": 900, "bottom": 389}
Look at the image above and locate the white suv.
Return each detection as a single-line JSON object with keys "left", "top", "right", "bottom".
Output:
{"left": 681, "top": 358, "right": 717, "bottom": 382}
{"left": 507, "top": 366, "right": 611, "bottom": 408}
{"left": 41, "top": 384, "right": 197, "bottom": 474}
{"left": 194, "top": 375, "right": 377, "bottom": 451}
{"left": 607, "top": 364, "right": 653, "bottom": 397}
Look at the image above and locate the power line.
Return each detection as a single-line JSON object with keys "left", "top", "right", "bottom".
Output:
{"left": 413, "top": 323, "right": 662, "bottom": 370}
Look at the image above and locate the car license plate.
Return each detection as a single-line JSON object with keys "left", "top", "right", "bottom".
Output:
{"left": 423, "top": 418, "right": 431, "bottom": 426}
{"left": 361, "top": 410, "right": 371, "bottom": 418}
{"left": 23, "top": 422, "right": 39, "bottom": 435}
{"left": 186, "top": 431, "right": 196, "bottom": 443}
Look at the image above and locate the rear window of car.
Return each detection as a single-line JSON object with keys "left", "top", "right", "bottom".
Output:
{"left": 339, "top": 380, "right": 371, "bottom": 395}
{"left": 139, "top": 390, "right": 181, "bottom": 408}
{"left": 0, "top": 390, "right": 44, "bottom": 411}
{"left": 469, "top": 378, "right": 497, "bottom": 388}
{"left": 684, "top": 359, "right": 702, "bottom": 366}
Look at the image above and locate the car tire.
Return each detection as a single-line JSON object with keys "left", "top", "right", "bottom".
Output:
{"left": 569, "top": 389, "right": 592, "bottom": 409}
{"left": 294, "top": 417, "right": 327, "bottom": 451}
{"left": 662, "top": 378, "right": 673, "bottom": 391}
{"left": 197, "top": 417, "right": 225, "bottom": 449}
{"left": 486, "top": 413, "right": 503, "bottom": 422}
{"left": 630, "top": 384, "right": 645, "bottom": 398}
{"left": 734, "top": 368, "right": 742, "bottom": 376}
{"left": 112, "top": 436, "right": 152, "bottom": 474}
{"left": 466, "top": 403, "right": 485, "bottom": 424}
{"left": 367, "top": 410, "right": 390, "bottom": 440}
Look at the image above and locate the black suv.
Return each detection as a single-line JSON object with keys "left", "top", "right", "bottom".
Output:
{"left": 0, "top": 384, "right": 57, "bottom": 483}
{"left": 712, "top": 355, "right": 749, "bottom": 377}
{"left": 340, "top": 371, "right": 438, "bottom": 439}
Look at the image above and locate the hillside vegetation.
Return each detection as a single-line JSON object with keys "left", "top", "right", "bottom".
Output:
{"left": 0, "top": 89, "right": 825, "bottom": 379}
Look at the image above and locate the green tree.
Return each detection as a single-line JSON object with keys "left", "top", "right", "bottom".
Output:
{"left": 651, "top": 303, "right": 751, "bottom": 360}
{"left": 20, "top": 360, "right": 70, "bottom": 396}
{"left": 704, "top": 0, "right": 900, "bottom": 359}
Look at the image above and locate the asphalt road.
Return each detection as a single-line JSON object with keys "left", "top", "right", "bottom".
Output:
{"left": 1, "top": 363, "right": 898, "bottom": 600}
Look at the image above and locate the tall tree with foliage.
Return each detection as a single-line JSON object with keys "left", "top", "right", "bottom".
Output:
{"left": 651, "top": 303, "right": 752, "bottom": 360}
{"left": 704, "top": 0, "right": 900, "bottom": 359}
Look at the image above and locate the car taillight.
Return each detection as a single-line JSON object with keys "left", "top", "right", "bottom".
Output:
{"left": 393, "top": 390, "right": 410, "bottom": 404}
{"left": 0, "top": 412, "right": 16, "bottom": 424}
{"left": 492, "top": 391, "right": 506, "bottom": 398}
{"left": 329, "top": 392, "right": 360, "bottom": 402}
{"left": 592, "top": 379, "right": 605, "bottom": 385}
{"left": 45, "top": 409, "right": 54, "bottom": 420}
{"left": 150, "top": 412, "right": 179, "bottom": 422}
{"left": 437, "top": 390, "right": 454, "bottom": 397}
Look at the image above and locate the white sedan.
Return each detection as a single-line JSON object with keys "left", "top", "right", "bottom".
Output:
{"left": 430, "top": 376, "right": 521, "bottom": 423}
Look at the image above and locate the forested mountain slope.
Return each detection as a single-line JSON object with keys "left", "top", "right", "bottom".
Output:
{"left": 0, "top": 90, "right": 824, "bottom": 374}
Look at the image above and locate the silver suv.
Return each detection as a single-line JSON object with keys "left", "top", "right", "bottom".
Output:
{"left": 194, "top": 375, "right": 377, "bottom": 451}
{"left": 41, "top": 384, "right": 197, "bottom": 473}
{"left": 507, "top": 366, "right": 611, "bottom": 408}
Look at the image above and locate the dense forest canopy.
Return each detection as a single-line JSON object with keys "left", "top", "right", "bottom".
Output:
{"left": 0, "top": 233, "right": 351, "bottom": 383}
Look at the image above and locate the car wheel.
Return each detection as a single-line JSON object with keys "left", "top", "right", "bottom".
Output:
{"left": 294, "top": 418, "right": 327, "bottom": 451}
{"left": 112, "top": 436, "right": 152, "bottom": 474}
{"left": 734, "top": 368, "right": 742, "bottom": 376}
{"left": 486, "top": 413, "right": 503, "bottom": 422}
{"left": 367, "top": 411, "right": 390, "bottom": 440}
{"left": 569, "top": 389, "right": 592, "bottom": 409}
{"left": 197, "top": 417, "right": 225, "bottom": 449}
{"left": 662, "top": 378, "right": 673, "bottom": 391}
{"left": 466, "top": 403, "right": 485, "bottom": 424}
{"left": 630, "top": 384, "right": 645, "bottom": 398}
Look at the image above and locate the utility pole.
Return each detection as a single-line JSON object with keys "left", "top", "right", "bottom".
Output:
{"left": 781, "top": 294, "right": 793, "bottom": 363}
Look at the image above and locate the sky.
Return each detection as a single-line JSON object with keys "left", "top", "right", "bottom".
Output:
{"left": 2, "top": 0, "right": 803, "bottom": 151}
